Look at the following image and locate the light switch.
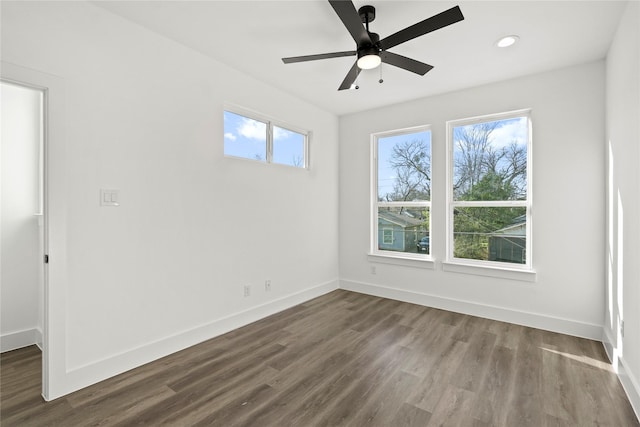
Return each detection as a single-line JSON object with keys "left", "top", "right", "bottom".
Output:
{"left": 100, "top": 189, "right": 120, "bottom": 207}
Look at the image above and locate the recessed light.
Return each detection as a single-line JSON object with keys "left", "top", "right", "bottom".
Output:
{"left": 496, "top": 35, "right": 519, "bottom": 48}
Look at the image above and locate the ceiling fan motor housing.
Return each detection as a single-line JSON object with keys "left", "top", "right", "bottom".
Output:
{"left": 358, "top": 45, "right": 379, "bottom": 60}
{"left": 359, "top": 31, "right": 380, "bottom": 56}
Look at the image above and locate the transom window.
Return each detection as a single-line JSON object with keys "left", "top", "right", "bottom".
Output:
{"left": 372, "top": 126, "right": 431, "bottom": 258}
{"left": 224, "top": 107, "right": 308, "bottom": 168}
{"left": 447, "top": 110, "right": 532, "bottom": 268}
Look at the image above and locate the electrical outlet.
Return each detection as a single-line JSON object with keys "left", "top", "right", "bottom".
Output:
{"left": 265, "top": 280, "right": 271, "bottom": 292}
{"left": 244, "top": 284, "right": 251, "bottom": 297}
{"left": 371, "top": 265, "right": 377, "bottom": 275}
{"left": 621, "top": 320, "right": 625, "bottom": 337}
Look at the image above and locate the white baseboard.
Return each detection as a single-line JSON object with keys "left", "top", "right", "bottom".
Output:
{"left": 1, "top": 328, "right": 42, "bottom": 353}
{"left": 602, "top": 328, "right": 640, "bottom": 421}
{"left": 339, "top": 279, "right": 603, "bottom": 340}
{"left": 51, "top": 279, "right": 339, "bottom": 400}
{"left": 617, "top": 357, "right": 640, "bottom": 421}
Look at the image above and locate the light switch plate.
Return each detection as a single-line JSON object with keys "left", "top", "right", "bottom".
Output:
{"left": 100, "top": 189, "right": 120, "bottom": 207}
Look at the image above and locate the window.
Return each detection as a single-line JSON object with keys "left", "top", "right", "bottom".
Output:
{"left": 223, "top": 107, "right": 308, "bottom": 168}
{"left": 224, "top": 111, "right": 267, "bottom": 161}
{"left": 372, "top": 126, "right": 431, "bottom": 258}
{"left": 273, "top": 125, "right": 305, "bottom": 167}
{"left": 447, "top": 110, "right": 531, "bottom": 269}
{"left": 382, "top": 228, "right": 394, "bottom": 245}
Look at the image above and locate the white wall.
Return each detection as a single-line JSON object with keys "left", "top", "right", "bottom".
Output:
{"left": 0, "top": 82, "right": 43, "bottom": 352}
{"left": 605, "top": 0, "right": 640, "bottom": 416}
{"left": 1, "top": 0, "right": 634, "bottom": 407}
{"left": 339, "top": 61, "right": 606, "bottom": 339}
{"left": 1, "top": 1, "right": 339, "bottom": 399}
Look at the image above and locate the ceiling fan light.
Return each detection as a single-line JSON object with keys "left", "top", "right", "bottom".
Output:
{"left": 357, "top": 54, "right": 381, "bottom": 70}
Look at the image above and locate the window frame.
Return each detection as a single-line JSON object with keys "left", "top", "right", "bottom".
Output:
{"left": 371, "top": 125, "right": 432, "bottom": 262}
{"left": 223, "top": 105, "right": 309, "bottom": 169}
{"left": 382, "top": 227, "right": 394, "bottom": 245}
{"left": 445, "top": 109, "right": 533, "bottom": 271}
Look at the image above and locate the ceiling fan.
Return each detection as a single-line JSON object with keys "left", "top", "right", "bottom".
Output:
{"left": 282, "top": 1, "right": 464, "bottom": 91}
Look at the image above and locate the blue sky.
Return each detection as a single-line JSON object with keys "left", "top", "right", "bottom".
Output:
{"left": 453, "top": 116, "right": 528, "bottom": 152}
{"left": 224, "top": 111, "right": 304, "bottom": 166}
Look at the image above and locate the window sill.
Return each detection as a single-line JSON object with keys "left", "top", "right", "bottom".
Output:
{"left": 368, "top": 253, "right": 435, "bottom": 269}
{"left": 442, "top": 261, "right": 536, "bottom": 282}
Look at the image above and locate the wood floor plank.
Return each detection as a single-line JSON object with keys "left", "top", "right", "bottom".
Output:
{"left": 312, "top": 345, "right": 415, "bottom": 426}
{"left": 391, "top": 402, "right": 433, "bottom": 426}
{"left": 1, "top": 289, "right": 637, "bottom": 426}
{"left": 398, "top": 322, "right": 456, "bottom": 378}
{"left": 470, "top": 345, "right": 516, "bottom": 425}
{"left": 118, "top": 344, "right": 285, "bottom": 425}
{"left": 407, "top": 338, "right": 470, "bottom": 412}
{"left": 268, "top": 322, "right": 415, "bottom": 426}
{"left": 347, "top": 370, "right": 422, "bottom": 426}
{"left": 427, "top": 383, "right": 477, "bottom": 427}
{"left": 450, "top": 329, "right": 497, "bottom": 392}
{"left": 486, "top": 319, "right": 525, "bottom": 350}
{"left": 504, "top": 327, "right": 546, "bottom": 426}
{"left": 540, "top": 343, "right": 577, "bottom": 423}
{"left": 46, "top": 384, "right": 177, "bottom": 426}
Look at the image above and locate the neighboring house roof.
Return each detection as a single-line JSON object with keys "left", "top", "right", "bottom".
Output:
{"left": 493, "top": 215, "right": 526, "bottom": 236}
{"left": 378, "top": 211, "right": 425, "bottom": 229}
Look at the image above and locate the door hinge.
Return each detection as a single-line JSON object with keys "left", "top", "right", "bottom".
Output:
{"left": 44, "top": 254, "right": 49, "bottom": 264}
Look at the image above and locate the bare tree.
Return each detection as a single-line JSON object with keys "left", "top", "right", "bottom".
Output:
{"left": 453, "top": 121, "right": 499, "bottom": 198}
{"left": 292, "top": 155, "right": 303, "bottom": 168}
{"left": 384, "top": 139, "right": 431, "bottom": 201}
{"left": 500, "top": 141, "right": 527, "bottom": 199}
{"left": 453, "top": 122, "right": 527, "bottom": 201}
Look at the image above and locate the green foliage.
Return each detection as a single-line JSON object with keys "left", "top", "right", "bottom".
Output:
{"left": 453, "top": 206, "right": 525, "bottom": 260}
{"left": 460, "top": 171, "right": 514, "bottom": 202}
{"left": 422, "top": 209, "right": 430, "bottom": 231}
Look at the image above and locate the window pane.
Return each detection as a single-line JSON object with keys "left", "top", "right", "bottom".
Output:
{"left": 377, "top": 131, "right": 431, "bottom": 202}
{"left": 223, "top": 111, "right": 267, "bottom": 162}
{"left": 452, "top": 117, "right": 527, "bottom": 201}
{"left": 453, "top": 206, "right": 526, "bottom": 264}
{"left": 378, "top": 206, "right": 429, "bottom": 254}
{"left": 273, "top": 126, "right": 305, "bottom": 167}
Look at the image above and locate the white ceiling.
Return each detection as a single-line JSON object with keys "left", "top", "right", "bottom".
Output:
{"left": 94, "top": 1, "right": 626, "bottom": 116}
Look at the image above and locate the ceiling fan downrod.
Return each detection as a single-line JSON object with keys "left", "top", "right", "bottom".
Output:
{"left": 359, "top": 5, "right": 376, "bottom": 33}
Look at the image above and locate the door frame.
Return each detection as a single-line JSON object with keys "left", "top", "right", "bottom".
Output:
{"left": 1, "top": 62, "right": 67, "bottom": 401}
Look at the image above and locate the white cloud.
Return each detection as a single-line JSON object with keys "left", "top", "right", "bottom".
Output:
{"left": 273, "top": 126, "right": 292, "bottom": 140}
{"left": 491, "top": 117, "right": 528, "bottom": 149}
{"left": 224, "top": 132, "right": 236, "bottom": 141}
{"left": 238, "top": 118, "right": 267, "bottom": 140}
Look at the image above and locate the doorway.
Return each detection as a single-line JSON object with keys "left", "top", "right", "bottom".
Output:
{"left": 0, "top": 81, "right": 45, "bottom": 375}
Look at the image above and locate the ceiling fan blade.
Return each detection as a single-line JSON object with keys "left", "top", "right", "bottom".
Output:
{"left": 282, "top": 51, "right": 356, "bottom": 64}
{"left": 328, "top": 0, "right": 372, "bottom": 47}
{"left": 380, "top": 51, "right": 433, "bottom": 75}
{"left": 338, "top": 61, "right": 361, "bottom": 91}
{"left": 379, "top": 6, "right": 464, "bottom": 51}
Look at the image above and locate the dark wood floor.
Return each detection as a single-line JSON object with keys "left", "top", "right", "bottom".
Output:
{"left": 1, "top": 290, "right": 638, "bottom": 426}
